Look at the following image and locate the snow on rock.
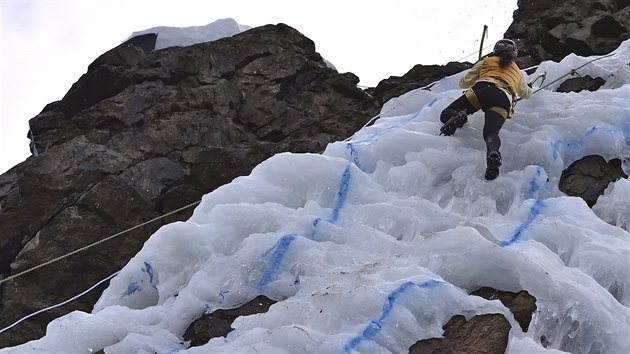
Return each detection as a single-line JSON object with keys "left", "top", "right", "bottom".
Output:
{"left": 127, "top": 18, "right": 251, "bottom": 50}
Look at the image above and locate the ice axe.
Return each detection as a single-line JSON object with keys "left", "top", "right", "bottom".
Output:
{"left": 516, "top": 71, "right": 547, "bottom": 102}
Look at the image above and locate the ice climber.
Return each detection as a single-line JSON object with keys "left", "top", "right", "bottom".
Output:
{"left": 439, "top": 39, "right": 533, "bottom": 180}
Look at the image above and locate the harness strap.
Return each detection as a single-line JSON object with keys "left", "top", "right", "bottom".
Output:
{"left": 465, "top": 86, "right": 512, "bottom": 119}
{"left": 465, "top": 89, "right": 481, "bottom": 110}
{"left": 488, "top": 106, "right": 509, "bottom": 119}
{"left": 490, "top": 76, "right": 515, "bottom": 96}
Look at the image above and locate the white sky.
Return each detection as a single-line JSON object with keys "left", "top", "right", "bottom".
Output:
{"left": 0, "top": 0, "right": 517, "bottom": 174}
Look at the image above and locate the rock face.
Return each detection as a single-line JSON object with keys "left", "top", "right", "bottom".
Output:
{"left": 407, "top": 287, "right": 537, "bottom": 354}
{"left": 470, "top": 287, "right": 537, "bottom": 332}
{"left": 0, "top": 23, "right": 378, "bottom": 347}
{"left": 505, "top": 0, "right": 630, "bottom": 65}
{"left": 556, "top": 75, "right": 606, "bottom": 92}
{"left": 409, "top": 314, "right": 511, "bottom": 354}
{"left": 183, "top": 296, "right": 276, "bottom": 346}
{"left": 560, "top": 155, "right": 628, "bottom": 207}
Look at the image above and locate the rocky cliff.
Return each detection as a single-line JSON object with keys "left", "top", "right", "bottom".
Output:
{"left": 506, "top": 0, "right": 630, "bottom": 66}
{"left": 1, "top": 0, "right": 628, "bottom": 349}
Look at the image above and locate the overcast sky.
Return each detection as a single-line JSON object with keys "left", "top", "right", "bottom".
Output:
{"left": 1, "top": 0, "right": 517, "bottom": 174}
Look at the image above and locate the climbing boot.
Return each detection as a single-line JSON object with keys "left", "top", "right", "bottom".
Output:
{"left": 485, "top": 150, "right": 502, "bottom": 180}
{"left": 440, "top": 110, "right": 468, "bottom": 136}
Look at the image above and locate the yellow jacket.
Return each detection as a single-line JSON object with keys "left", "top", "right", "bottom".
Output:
{"left": 459, "top": 56, "right": 532, "bottom": 103}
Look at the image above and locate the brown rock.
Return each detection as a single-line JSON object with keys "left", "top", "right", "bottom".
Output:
{"left": 183, "top": 295, "right": 276, "bottom": 347}
{"left": 560, "top": 155, "right": 628, "bottom": 207}
{"left": 470, "top": 287, "right": 537, "bottom": 332}
{"left": 409, "top": 314, "right": 511, "bottom": 354}
{"left": 557, "top": 76, "right": 606, "bottom": 93}
{"left": 504, "top": 0, "right": 630, "bottom": 65}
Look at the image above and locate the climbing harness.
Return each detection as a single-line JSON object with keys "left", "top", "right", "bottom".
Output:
{"left": 455, "top": 50, "right": 615, "bottom": 119}
{"left": 463, "top": 87, "right": 511, "bottom": 120}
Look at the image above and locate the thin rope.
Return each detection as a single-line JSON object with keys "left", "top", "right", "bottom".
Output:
{"left": 0, "top": 271, "right": 120, "bottom": 334}
{"left": 343, "top": 80, "right": 440, "bottom": 143}
{"left": 0, "top": 200, "right": 200, "bottom": 285}
{"left": 517, "top": 51, "right": 617, "bottom": 101}
{"left": 456, "top": 43, "right": 494, "bottom": 63}
{"left": 356, "top": 42, "right": 496, "bottom": 91}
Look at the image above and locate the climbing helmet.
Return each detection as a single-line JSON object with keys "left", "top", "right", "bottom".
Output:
{"left": 493, "top": 39, "right": 518, "bottom": 57}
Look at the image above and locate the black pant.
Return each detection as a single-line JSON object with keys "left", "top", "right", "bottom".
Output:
{"left": 440, "top": 82, "right": 510, "bottom": 152}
